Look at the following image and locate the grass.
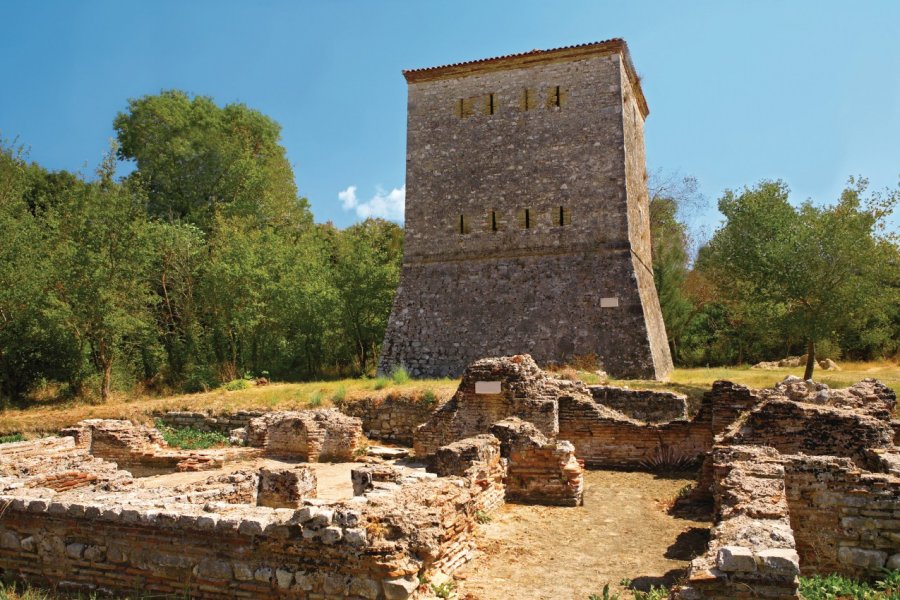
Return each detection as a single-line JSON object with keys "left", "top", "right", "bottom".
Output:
{"left": 0, "top": 361, "right": 897, "bottom": 438}
{"left": 0, "top": 433, "right": 24, "bottom": 444}
{"left": 799, "top": 570, "right": 900, "bottom": 599}
{"left": 154, "top": 420, "right": 231, "bottom": 450}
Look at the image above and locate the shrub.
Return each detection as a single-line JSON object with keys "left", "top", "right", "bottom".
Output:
{"left": 421, "top": 388, "right": 437, "bottom": 407}
{"left": 431, "top": 581, "right": 456, "bottom": 599}
{"left": 154, "top": 420, "right": 230, "bottom": 450}
{"left": 331, "top": 385, "right": 347, "bottom": 406}
{"left": 474, "top": 509, "right": 492, "bottom": 524}
{"left": 589, "top": 584, "right": 620, "bottom": 600}
{"left": 634, "top": 587, "right": 669, "bottom": 600}
{"left": 223, "top": 378, "right": 251, "bottom": 391}
{"left": 390, "top": 366, "right": 410, "bottom": 384}
{"left": 798, "top": 570, "right": 900, "bottom": 599}
{"left": 0, "top": 433, "right": 25, "bottom": 444}
{"left": 308, "top": 391, "right": 323, "bottom": 407}
{"left": 373, "top": 377, "right": 390, "bottom": 390}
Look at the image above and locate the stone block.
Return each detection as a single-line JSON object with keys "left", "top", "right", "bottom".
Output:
{"left": 384, "top": 576, "right": 419, "bottom": 600}
{"left": 838, "top": 547, "right": 887, "bottom": 570}
{"left": 756, "top": 549, "right": 799, "bottom": 575}
{"left": 716, "top": 546, "right": 756, "bottom": 572}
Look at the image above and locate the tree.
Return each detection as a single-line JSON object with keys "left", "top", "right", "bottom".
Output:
{"left": 328, "top": 219, "right": 403, "bottom": 375}
{"left": 113, "top": 90, "right": 306, "bottom": 230}
{"left": 45, "top": 150, "right": 155, "bottom": 401}
{"left": 701, "top": 179, "right": 899, "bottom": 379}
{"left": 648, "top": 172, "right": 704, "bottom": 361}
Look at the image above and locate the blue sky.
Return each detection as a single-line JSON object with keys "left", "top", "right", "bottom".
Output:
{"left": 1, "top": 0, "right": 898, "bottom": 234}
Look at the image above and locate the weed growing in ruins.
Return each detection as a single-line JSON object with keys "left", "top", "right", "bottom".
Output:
{"left": 0, "top": 433, "right": 24, "bottom": 444}
{"left": 421, "top": 388, "right": 437, "bottom": 407}
{"left": 474, "top": 509, "right": 492, "bottom": 524}
{"left": 330, "top": 385, "right": 347, "bottom": 405}
{"left": 639, "top": 447, "right": 698, "bottom": 472}
{"left": 391, "top": 366, "right": 410, "bottom": 384}
{"left": 633, "top": 586, "right": 669, "bottom": 600}
{"left": 154, "top": 420, "right": 230, "bottom": 450}
{"left": 799, "top": 570, "right": 900, "bottom": 599}
{"left": 373, "top": 377, "right": 390, "bottom": 390}
{"left": 588, "top": 584, "right": 620, "bottom": 600}
{"left": 431, "top": 580, "right": 456, "bottom": 599}
{"left": 307, "top": 391, "right": 323, "bottom": 407}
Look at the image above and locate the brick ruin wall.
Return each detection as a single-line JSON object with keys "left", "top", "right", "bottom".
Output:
{"left": 0, "top": 419, "right": 513, "bottom": 599}
{"left": 380, "top": 46, "right": 673, "bottom": 380}
{"left": 247, "top": 410, "right": 364, "bottom": 462}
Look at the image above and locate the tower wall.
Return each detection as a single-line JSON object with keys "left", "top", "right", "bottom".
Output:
{"left": 379, "top": 42, "right": 673, "bottom": 379}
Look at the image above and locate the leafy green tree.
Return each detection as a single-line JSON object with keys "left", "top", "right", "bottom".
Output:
{"left": 45, "top": 151, "right": 156, "bottom": 401}
{"left": 648, "top": 174, "right": 702, "bottom": 361}
{"left": 328, "top": 219, "right": 403, "bottom": 375}
{"left": 701, "top": 178, "right": 899, "bottom": 379}
{"left": 113, "top": 90, "right": 306, "bottom": 230}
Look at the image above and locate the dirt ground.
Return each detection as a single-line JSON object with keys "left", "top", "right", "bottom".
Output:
{"left": 455, "top": 470, "right": 710, "bottom": 600}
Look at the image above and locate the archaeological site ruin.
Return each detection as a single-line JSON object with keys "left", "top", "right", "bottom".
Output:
{"left": 0, "top": 40, "right": 897, "bottom": 600}
{"left": 0, "top": 352, "right": 897, "bottom": 598}
{"left": 379, "top": 39, "right": 673, "bottom": 380}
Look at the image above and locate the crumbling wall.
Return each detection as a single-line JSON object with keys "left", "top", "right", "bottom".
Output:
{"left": 676, "top": 445, "right": 800, "bottom": 600}
{"left": 490, "top": 418, "right": 583, "bottom": 506}
{"left": 782, "top": 454, "right": 900, "bottom": 576}
{"left": 340, "top": 394, "right": 443, "bottom": 445}
{"left": 257, "top": 466, "right": 317, "bottom": 509}
{"left": 426, "top": 435, "right": 506, "bottom": 514}
{"left": 154, "top": 410, "right": 265, "bottom": 434}
{"left": 720, "top": 399, "right": 894, "bottom": 468}
{"left": 414, "top": 356, "right": 569, "bottom": 456}
{"left": 62, "top": 419, "right": 253, "bottom": 473}
{"left": 557, "top": 395, "right": 710, "bottom": 468}
{"left": 588, "top": 385, "right": 687, "bottom": 422}
{"left": 248, "top": 409, "right": 364, "bottom": 462}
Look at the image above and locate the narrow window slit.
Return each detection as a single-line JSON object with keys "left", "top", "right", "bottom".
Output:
{"left": 459, "top": 214, "right": 465, "bottom": 234}
{"left": 554, "top": 86, "right": 561, "bottom": 107}
{"left": 559, "top": 206, "right": 564, "bottom": 226}
{"left": 489, "top": 93, "right": 495, "bottom": 115}
{"left": 525, "top": 209, "right": 531, "bottom": 229}
{"left": 491, "top": 211, "right": 497, "bottom": 232}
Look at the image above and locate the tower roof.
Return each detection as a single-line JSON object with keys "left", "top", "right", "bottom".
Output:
{"left": 403, "top": 38, "right": 648, "bottom": 117}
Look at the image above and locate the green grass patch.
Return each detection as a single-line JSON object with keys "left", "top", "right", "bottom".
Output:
{"left": 372, "top": 376, "right": 390, "bottom": 390}
{"left": 799, "top": 570, "right": 900, "bottom": 599}
{"left": 390, "top": 366, "right": 411, "bottom": 384}
{"left": 154, "top": 420, "right": 230, "bottom": 450}
{"left": 0, "top": 433, "right": 25, "bottom": 444}
{"left": 223, "top": 378, "right": 252, "bottom": 391}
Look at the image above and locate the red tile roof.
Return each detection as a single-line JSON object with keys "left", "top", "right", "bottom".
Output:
{"left": 402, "top": 39, "right": 648, "bottom": 117}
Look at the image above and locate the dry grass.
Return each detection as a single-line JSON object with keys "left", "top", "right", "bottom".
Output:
{"left": 1, "top": 361, "right": 897, "bottom": 438}
{"left": 0, "top": 378, "right": 457, "bottom": 437}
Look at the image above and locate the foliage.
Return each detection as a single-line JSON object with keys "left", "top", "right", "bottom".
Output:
{"left": 223, "top": 378, "right": 252, "bottom": 391}
{"left": 633, "top": 587, "right": 669, "bottom": 600}
{"left": 391, "top": 365, "right": 411, "bottom": 384}
{"left": 589, "top": 584, "right": 620, "bottom": 600}
{"left": 699, "top": 178, "right": 899, "bottom": 378}
{"left": 307, "top": 390, "right": 324, "bottom": 407}
{"left": 474, "top": 509, "right": 492, "bottom": 524}
{"left": 430, "top": 580, "right": 456, "bottom": 599}
{"left": 154, "top": 421, "right": 230, "bottom": 450}
{"left": 0, "top": 433, "right": 25, "bottom": 444}
{"left": 373, "top": 377, "right": 390, "bottom": 390}
{"left": 421, "top": 388, "right": 437, "bottom": 407}
{"left": 799, "top": 570, "right": 900, "bottom": 599}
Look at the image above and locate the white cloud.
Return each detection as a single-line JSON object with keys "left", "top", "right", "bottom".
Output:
{"left": 338, "top": 184, "right": 405, "bottom": 222}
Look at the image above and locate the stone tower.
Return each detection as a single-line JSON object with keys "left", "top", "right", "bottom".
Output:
{"left": 379, "top": 39, "right": 673, "bottom": 380}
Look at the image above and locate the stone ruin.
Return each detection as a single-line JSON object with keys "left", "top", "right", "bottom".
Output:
{"left": 0, "top": 355, "right": 896, "bottom": 599}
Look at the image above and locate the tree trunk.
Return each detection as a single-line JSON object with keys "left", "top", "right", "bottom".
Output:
{"left": 803, "top": 340, "right": 816, "bottom": 381}
{"left": 101, "top": 358, "right": 113, "bottom": 402}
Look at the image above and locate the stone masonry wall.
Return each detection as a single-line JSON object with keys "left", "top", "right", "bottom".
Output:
{"left": 340, "top": 395, "right": 443, "bottom": 445}
{"left": 380, "top": 41, "right": 673, "bottom": 380}
{"left": 588, "top": 385, "right": 687, "bottom": 422}
{"left": 782, "top": 454, "right": 900, "bottom": 576}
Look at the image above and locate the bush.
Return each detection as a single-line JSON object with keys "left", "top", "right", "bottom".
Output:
{"left": 308, "top": 391, "right": 323, "bottom": 407}
{"left": 421, "top": 388, "right": 437, "bottom": 407}
{"left": 390, "top": 366, "right": 410, "bottom": 384}
{"left": 0, "top": 433, "right": 24, "bottom": 444}
{"left": 799, "top": 570, "right": 900, "bottom": 599}
{"left": 589, "top": 584, "right": 620, "bottom": 600}
{"left": 331, "top": 385, "right": 347, "bottom": 405}
{"left": 154, "top": 420, "right": 230, "bottom": 450}
{"left": 223, "top": 378, "right": 251, "bottom": 391}
{"left": 373, "top": 377, "right": 390, "bottom": 390}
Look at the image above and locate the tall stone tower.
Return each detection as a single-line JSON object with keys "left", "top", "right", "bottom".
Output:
{"left": 379, "top": 39, "right": 673, "bottom": 380}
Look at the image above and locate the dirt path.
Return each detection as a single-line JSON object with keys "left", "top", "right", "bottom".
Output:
{"left": 455, "top": 470, "right": 710, "bottom": 600}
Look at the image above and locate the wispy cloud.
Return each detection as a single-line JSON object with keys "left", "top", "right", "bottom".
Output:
{"left": 338, "top": 184, "right": 405, "bottom": 222}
